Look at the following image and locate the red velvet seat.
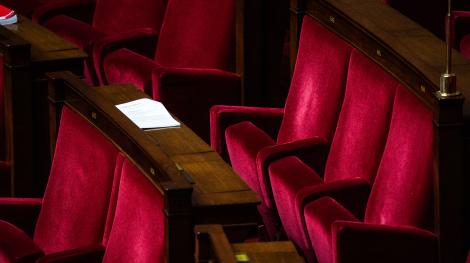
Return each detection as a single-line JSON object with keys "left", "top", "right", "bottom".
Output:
{"left": 210, "top": 17, "right": 352, "bottom": 238}
{"left": 268, "top": 49, "right": 398, "bottom": 259}
{"left": 0, "top": 106, "right": 121, "bottom": 261}
{"left": 101, "top": 158, "right": 165, "bottom": 263}
{"left": 303, "top": 86, "right": 436, "bottom": 263}
{"left": 99, "top": 0, "right": 240, "bottom": 141}
{"left": 32, "top": 0, "right": 167, "bottom": 85}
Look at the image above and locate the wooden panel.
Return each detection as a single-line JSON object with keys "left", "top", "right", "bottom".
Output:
{"left": 0, "top": 15, "right": 86, "bottom": 196}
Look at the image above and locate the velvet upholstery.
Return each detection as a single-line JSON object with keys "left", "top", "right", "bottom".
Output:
{"left": 0, "top": 220, "right": 44, "bottom": 263}
{"left": 303, "top": 86, "right": 435, "bottom": 263}
{"left": 0, "top": 106, "right": 122, "bottom": 261}
{"left": 101, "top": 0, "right": 239, "bottom": 142}
{"left": 33, "top": 106, "right": 120, "bottom": 254}
{"left": 214, "top": 17, "right": 352, "bottom": 237}
{"left": 35, "top": 0, "right": 167, "bottom": 84}
{"left": 102, "top": 158, "right": 165, "bottom": 263}
{"left": 270, "top": 49, "right": 398, "bottom": 258}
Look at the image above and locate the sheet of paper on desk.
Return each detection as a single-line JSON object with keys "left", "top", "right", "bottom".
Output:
{"left": 116, "top": 98, "right": 180, "bottom": 129}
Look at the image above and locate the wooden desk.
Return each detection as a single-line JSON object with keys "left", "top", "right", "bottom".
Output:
{"left": 101, "top": 85, "right": 260, "bottom": 227}
{"left": 0, "top": 15, "right": 86, "bottom": 196}
{"left": 48, "top": 73, "right": 261, "bottom": 232}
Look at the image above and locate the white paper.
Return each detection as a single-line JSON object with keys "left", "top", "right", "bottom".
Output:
{"left": 0, "top": 14, "right": 17, "bottom": 25}
{"left": 116, "top": 98, "right": 180, "bottom": 129}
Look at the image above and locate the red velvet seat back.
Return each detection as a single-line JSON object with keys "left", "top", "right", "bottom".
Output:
{"left": 103, "top": 158, "right": 165, "bottom": 263}
{"left": 323, "top": 50, "right": 398, "bottom": 183}
{"left": 33, "top": 106, "right": 120, "bottom": 254}
{"left": 276, "top": 17, "right": 351, "bottom": 144}
{"left": 365, "top": 86, "right": 434, "bottom": 230}
{"left": 154, "top": 0, "right": 235, "bottom": 70}
{"left": 92, "top": 0, "right": 168, "bottom": 35}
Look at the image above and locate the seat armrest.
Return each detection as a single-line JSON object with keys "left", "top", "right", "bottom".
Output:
{"left": 210, "top": 105, "right": 284, "bottom": 160}
{"left": 0, "top": 198, "right": 42, "bottom": 237}
{"left": 93, "top": 28, "right": 159, "bottom": 85}
{"left": 296, "top": 178, "right": 370, "bottom": 220}
{"left": 36, "top": 244, "right": 105, "bottom": 263}
{"left": 32, "top": 0, "right": 96, "bottom": 25}
{"left": 332, "top": 221, "right": 438, "bottom": 263}
{"left": 152, "top": 67, "right": 241, "bottom": 142}
{"left": 0, "top": 220, "right": 44, "bottom": 262}
{"left": 256, "top": 137, "right": 329, "bottom": 208}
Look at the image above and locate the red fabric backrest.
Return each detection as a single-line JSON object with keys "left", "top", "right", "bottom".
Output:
{"left": 155, "top": 0, "right": 235, "bottom": 70}
{"left": 34, "top": 106, "right": 120, "bottom": 254}
{"left": 277, "top": 17, "right": 351, "bottom": 143}
{"left": 365, "top": 86, "right": 434, "bottom": 230}
{"left": 103, "top": 158, "right": 165, "bottom": 263}
{"left": 92, "top": 0, "right": 167, "bottom": 36}
{"left": 324, "top": 50, "right": 397, "bottom": 183}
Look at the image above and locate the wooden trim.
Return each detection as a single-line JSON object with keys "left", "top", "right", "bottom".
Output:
{"left": 0, "top": 27, "right": 33, "bottom": 197}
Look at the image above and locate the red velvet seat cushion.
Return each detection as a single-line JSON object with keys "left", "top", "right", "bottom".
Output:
{"left": 92, "top": 0, "right": 166, "bottom": 36}
{"left": 222, "top": 17, "right": 351, "bottom": 238}
{"left": 103, "top": 48, "right": 159, "bottom": 95}
{"left": 276, "top": 17, "right": 351, "bottom": 144}
{"left": 43, "top": 15, "right": 106, "bottom": 51}
{"left": 322, "top": 49, "right": 397, "bottom": 184}
{"left": 270, "top": 156, "right": 323, "bottom": 255}
{"left": 304, "top": 197, "right": 357, "bottom": 263}
{"left": 225, "top": 121, "right": 276, "bottom": 194}
{"left": 33, "top": 106, "right": 120, "bottom": 254}
{"left": 154, "top": 0, "right": 235, "bottom": 70}
{"left": 270, "top": 49, "right": 397, "bottom": 257}
{"left": 103, "top": 158, "right": 165, "bottom": 263}
{"left": 364, "top": 85, "right": 434, "bottom": 229}
{"left": 303, "top": 86, "right": 434, "bottom": 263}
{"left": 0, "top": 220, "right": 44, "bottom": 263}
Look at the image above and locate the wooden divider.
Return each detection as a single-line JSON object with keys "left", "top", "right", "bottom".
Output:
{"left": 0, "top": 15, "right": 86, "bottom": 196}
{"left": 48, "top": 71, "right": 194, "bottom": 262}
